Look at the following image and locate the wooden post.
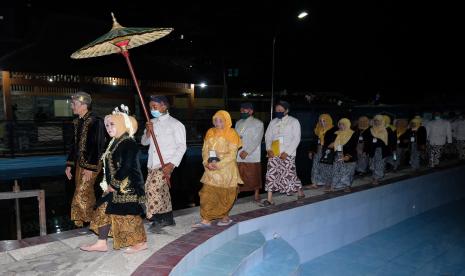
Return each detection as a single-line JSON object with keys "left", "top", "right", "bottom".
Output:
{"left": 13, "top": 180, "right": 21, "bottom": 240}
{"left": 2, "top": 71, "right": 13, "bottom": 120}
{"left": 187, "top": 84, "right": 195, "bottom": 120}
{"left": 38, "top": 190, "right": 46, "bottom": 236}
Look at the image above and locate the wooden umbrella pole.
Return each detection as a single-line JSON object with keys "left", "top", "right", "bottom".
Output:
{"left": 116, "top": 41, "right": 171, "bottom": 185}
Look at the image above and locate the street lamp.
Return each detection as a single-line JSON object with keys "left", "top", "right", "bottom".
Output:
{"left": 270, "top": 10, "right": 309, "bottom": 118}
{"left": 298, "top": 11, "right": 309, "bottom": 19}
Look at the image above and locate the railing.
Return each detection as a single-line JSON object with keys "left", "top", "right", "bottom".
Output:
{"left": 9, "top": 71, "right": 192, "bottom": 89}
{"left": 0, "top": 119, "right": 213, "bottom": 157}
{"left": 0, "top": 120, "right": 73, "bottom": 157}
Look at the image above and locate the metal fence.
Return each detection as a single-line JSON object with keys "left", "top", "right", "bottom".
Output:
{"left": 0, "top": 119, "right": 213, "bottom": 157}
{"left": 0, "top": 120, "right": 72, "bottom": 157}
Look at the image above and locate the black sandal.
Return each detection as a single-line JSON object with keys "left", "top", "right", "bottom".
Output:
{"left": 259, "top": 200, "right": 275, "bottom": 207}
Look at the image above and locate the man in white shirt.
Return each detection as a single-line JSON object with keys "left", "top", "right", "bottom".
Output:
{"left": 141, "top": 95, "right": 186, "bottom": 233}
{"left": 235, "top": 102, "right": 264, "bottom": 203}
{"left": 425, "top": 111, "right": 452, "bottom": 167}
{"left": 260, "top": 101, "right": 305, "bottom": 207}
{"left": 453, "top": 112, "right": 465, "bottom": 160}
{"left": 444, "top": 112, "right": 458, "bottom": 159}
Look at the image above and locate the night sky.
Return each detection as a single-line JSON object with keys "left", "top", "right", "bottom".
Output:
{"left": 1, "top": 0, "right": 464, "bottom": 103}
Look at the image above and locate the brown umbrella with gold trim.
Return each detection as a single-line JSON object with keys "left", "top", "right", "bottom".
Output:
{"left": 71, "top": 13, "right": 173, "bottom": 185}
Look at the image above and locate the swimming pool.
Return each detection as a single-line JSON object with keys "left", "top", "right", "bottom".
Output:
{"left": 169, "top": 165, "right": 465, "bottom": 275}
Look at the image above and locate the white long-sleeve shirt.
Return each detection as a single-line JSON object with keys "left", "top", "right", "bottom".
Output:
{"left": 265, "top": 115, "right": 301, "bottom": 157}
{"left": 141, "top": 113, "right": 187, "bottom": 169}
{"left": 453, "top": 119, "right": 465, "bottom": 140}
{"left": 235, "top": 116, "right": 264, "bottom": 163}
{"left": 426, "top": 119, "right": 452, "bottom": 146}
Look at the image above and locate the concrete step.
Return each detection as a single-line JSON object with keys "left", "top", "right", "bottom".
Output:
{"left": 185, "top": 230, "right": 266, "bottom": 276}
{"left": 246, "top": 237, "right": 301, "bottom": 276}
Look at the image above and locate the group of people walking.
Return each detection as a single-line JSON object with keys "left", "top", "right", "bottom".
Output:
{"left": 65, "top": 93, "right": 304, "bottom": 250}
{"left": 66, "top": 92, "right": 186, "bottom": 253}
{"left": 64, "top": 90, "right": 465, "bottom": 253}
{"left": 308, "top": 110, "right": 464, "bottom": 192}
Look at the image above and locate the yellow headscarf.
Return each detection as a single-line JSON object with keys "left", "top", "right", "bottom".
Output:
{"left": 410, "top": 117, "right": 422, "bottom": 131}
{"left": 395, "top": 119, "right": 408, "bottom": 138}
{"left": 204, "top": 110, "right": 242, "bottom": 146}
{"left": 314, "top": 114, "right": 334, "bottom": 145}
{"left": 371, "top": 114, "right": 388, "bottom": 145}
{"left": 358, "top": 116, "right": 370, "bottom": 130}
{"left": 334, "top": 118, "right": 355, "bottom": 148}
{"left": 383, "top": 115, "right": 396, "bottom": 131}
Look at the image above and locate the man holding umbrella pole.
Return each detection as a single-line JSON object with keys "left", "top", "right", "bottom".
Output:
{"left": 142, "top": 95, "right": 186, "bottom": 233}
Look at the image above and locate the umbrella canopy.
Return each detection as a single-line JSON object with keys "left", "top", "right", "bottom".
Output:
{"left": 71, "top": 13, "right": 173, "bottom": 59}
{"left": 70, "top": 13, "right": 175, "bottom": 184}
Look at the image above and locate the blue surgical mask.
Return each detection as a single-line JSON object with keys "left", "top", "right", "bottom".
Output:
{"left": 434, "top": 116, "right": 441, "bottom": 120}
{"left": 240, "top": 113, "right": 250, "bottom": 120}
{"left": 151, "top": 110, "right": 161, "bottom": 118}
{"left": 274, "top": 112, "right": 285, "bottom": 119}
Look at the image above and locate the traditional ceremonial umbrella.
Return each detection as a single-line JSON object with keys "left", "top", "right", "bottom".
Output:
{"left": 71, "top": 13, "right": 174, "bottom": 185}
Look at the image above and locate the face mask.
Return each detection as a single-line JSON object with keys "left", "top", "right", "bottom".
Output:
{"left": 240, "top": 113, "right": 250, "bottom": 120}
{"left": 275, "top": 112, "right": 285, "bottom": 119}
{"left": 434, "top": 116, "right": 441, "bottom": 120}
{"left": 151, "top": 110, "right": 161, "bottom": 118}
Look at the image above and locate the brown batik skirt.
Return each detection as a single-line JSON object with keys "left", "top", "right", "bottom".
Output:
{"left": 90, "top": 203, "right": 147, "bottom": 250}
{"left": 71, "top": 166, "right": 99, "bottom": 227}
{"left": 145, "top": 169, "right": 172, "bottom": 219}
{"left": 237, "top": 162, "right": 262, "bottom": 192}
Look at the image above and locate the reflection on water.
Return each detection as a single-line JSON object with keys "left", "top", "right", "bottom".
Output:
{"left": 0, "top": 141, "right": 312, "bottom": 240}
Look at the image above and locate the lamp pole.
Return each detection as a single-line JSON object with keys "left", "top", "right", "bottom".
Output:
{"left": 270, "top": 11, "right": 308, "bottom": 119}
{"left": 271, "top": 36, "right": 276, "bottom": 119}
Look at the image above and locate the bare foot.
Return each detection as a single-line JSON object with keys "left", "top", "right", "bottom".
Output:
{"left": 80, "top": 240, "right": 108, "bottom": 252}
{"left": 217, "top": 217, "right": 233, "bottom": 226}
{"left": 220, "top": 216, "right": 230, "bottom": 223}
{"left": 125, "top": 242, "right": 148, "bottom": 254}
